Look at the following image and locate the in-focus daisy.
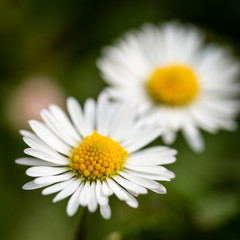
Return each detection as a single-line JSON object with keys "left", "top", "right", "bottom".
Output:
{"left": 16, "top": 92, "right": 176, "bottom": 219}
{"left": 97, "top": 22, "right": 240, "bottom": 152}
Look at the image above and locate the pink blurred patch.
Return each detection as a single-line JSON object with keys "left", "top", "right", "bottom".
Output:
{"left": 7, "top": 76, "right": 66, "bottom": 130}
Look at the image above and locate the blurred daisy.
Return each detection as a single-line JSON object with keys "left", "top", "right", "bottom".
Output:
{"left": 16, "top": 92, "right": 176, "bottom": 219}
{"left": 97, "top": 22, "right": 240, "bottom": 152}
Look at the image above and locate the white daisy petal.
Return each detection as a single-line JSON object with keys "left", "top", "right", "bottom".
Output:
{"left": 34, "top": 172, "right": 74, "bottom": 185}
{"left": 109, "top": 102, "right": 128, "bottom": 138}
{"left": 124, "top": 127, "right": 163, "bottom": 153}
{"left": 113, "top": 175, "right": 147, "bottom": 195}
{"left": 42, "top": 178, "right": 76, "bottom": 195}
{"left": 84, "top": 98, "right": 96, "bottom": 135}
{"left": 120, "top": 171, "right": 160, "bottom": 189}
{"left": 26, "top": 166, "right": 69, "bottom": 177}
{"left": 187, "top": 105, "right": 218, "bottom": 133}
{"left": 114, "top": 105, "right": 137, "bottom": 142}
{"left": 15, "top": 157, "right": 57, "bottom": 167}
{"left": 106, "top": 178, "right": 129, "bottom": 201}
{"left": 22, "top": 181, "right": 51, "bottom": 190}
{"left": 109, "top": 102, "right": 136, "bottom": 142}
{"left": 24, "top": 148, "right": 68, "bottom": 165}
{"left": 49, "top": 104, "right": 81, "bottom": 142}
{"left": 125, "top": 169, "right": 172, "bottom": 181}
{"left": 125, "top": 193, "right": 138, "bottom": 208}
{"left": 53, "top": 178, "right": 81, "bottom": 203}
{"left": 127, "top": 155, "right": 176, "bottom": 165}
{"left": 87, "top": 183, "right": 98, "bottom": 213}
{"left": 130, "top": 145, "right": 177, "bottom": 156}
{"left": 107, "top": 178, "right": 138, "bottom": 208}
{"left": 20, "top": 130, "right": 37, "bottom": 139}
{"left": 128, "top": 147, "right": 177, "bottom": 162}
{"left": 124, "top": 164, "right": 175, "bottom": 179}
{"left": 162, "top": 130, "right": 177, "bottom": 145}
{"left": 100, "top": 204, "right": 111, "bottom": 220}
{"left": 29, "top": 120, "right": 70, "bottom": 155}
{"left": 67, "top": 97, "right": 88, "bottom": 137}
{"left": 96, "top": 92, "right": 109, "bottom": 136}
{"left": 40, "top": 109, "right": 76, "bottom": 147}
{"left": 96, "top": 180, "right": 109, "bottom": 205}
{"left": 101, "top": 181, "right": 113, "bottom": 196}
{"left": 23, "top": 136, "right": 66, "bottom": 160}
{"left": 66, "top": 184, "right": 84, "bottom": 216}
{"left": 150, "top": 185, "right": 167, "bottom": 194}
{"left": 79, "top": 182, "right": 91, "bottom": 206}
{"left": 182, "top": 121, "right": 204, "bottom": 152}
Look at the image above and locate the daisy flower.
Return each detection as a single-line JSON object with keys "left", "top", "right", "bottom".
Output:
{"left": 16, "top": 92, "right": 176, "bottom": 219}
{"left": 97, "top": 22, "right": 240, "bottom": 152}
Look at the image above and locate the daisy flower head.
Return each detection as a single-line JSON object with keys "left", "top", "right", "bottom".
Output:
{"left": 97, "top": 21, "right": 240, "bottom": 152}
{"left": 16, "top": 92, "right": 176, "bottom": 219}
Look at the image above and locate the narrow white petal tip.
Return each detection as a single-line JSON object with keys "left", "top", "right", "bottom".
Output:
{"left": 52, "top": 192, "right": 68, "bottom": 203}
{"left": 67, "top": 96, "right": 75, "bottom": 103}
{"left": 88, "top": 205, "right": 98, "bottom": 213}
{"left": 22, "top": 184, "right": 29, "bottom": 190}
{"left": 19, "top": 130, "right": 26, "bottom": 136}
{"left": 170, "top": 172, "right": 176, "bottom": 179}
{"left": 162, "top": 131, "right": 177, "bottom": 145}
{"left": 41, "top": 190, "right": 48, "bottom": 196}
{"left": 102, "top": 214, "right": 111, "bottom": 220}
{"left": 172, "top": 157, "right": 177, "bottom": 163}
{"left": 39, "top": 109, "right": 47, "bottom": 119}
{"left": 129, "top": 202, "right": 138, "bottom": 209}
{"left": 25, "top": 169, "right": 32, "bottom": 176}
{"left": 172, "top": 149, "right": 178, "bottom": 155}
{"left": 23, "top": 149, "right": 29, "bottom": 154}
{"left": 183, "top": 124, "right": 205, "bottom": 153}
{"left": 152, "top": 185, "right": 167, "bottom": 194}
{"left": 52, "top": 197, "right": 59, "bottom": 203}
{"left": 187, "top": 131, "right": 204, "bottom": 152}
{"left": 126, "top": 199, "right": 138, "bottom": 208}
{"left": 15, "top": 159, "right": 22, "bottom": 164}
{"left": 22, "top": 181, "right": 46, "bottom": 190}
{"left": 190, "top": 142, "right": 204, "bottom": 153}
{"left": 66, "top": 210, "right": 75, "bottom": 217}
{"left": 66, "top": 212, "right": 71, "bottom": 217}
{"left": 28, "top": 119, "right": 36, "bottom": 126}
{"left": 100, "top": 205, "right": 111, "bottom": 220}
{"left": 49, "top": 104, "right": 57, "bottom": 109}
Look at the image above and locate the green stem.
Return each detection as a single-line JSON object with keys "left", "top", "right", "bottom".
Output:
{"left": 76, "top": 208, "right": 89, "bottom": 240}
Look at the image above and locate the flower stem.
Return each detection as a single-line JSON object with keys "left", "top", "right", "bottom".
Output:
{"left": 76, "top": 208, "right": 89, "bottom": 240}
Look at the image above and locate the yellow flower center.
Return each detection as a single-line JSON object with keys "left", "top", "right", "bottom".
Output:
{"left": 147, "top": 65, "right": 199, "bottom": 106}
{"left": 69, "top": 130, "right": 128, "bottom": 181}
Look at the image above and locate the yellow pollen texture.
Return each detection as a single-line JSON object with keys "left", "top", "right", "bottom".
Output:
{"left": 69, "top": 130, "right": 128, "bottom": 181}
{"left": 147, "top": 65, "right": 199, "bottom": 106}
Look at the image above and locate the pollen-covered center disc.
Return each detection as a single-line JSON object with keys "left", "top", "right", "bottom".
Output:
{"left": 69, "top": 130, "right": 128, "bottom": 180}
{"left": 147, "top": 65, "right": 199, "bottom": 106}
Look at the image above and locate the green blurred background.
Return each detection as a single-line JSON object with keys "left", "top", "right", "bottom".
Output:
{"left": 0, "top": 0, "right": 240, "bottom": 239}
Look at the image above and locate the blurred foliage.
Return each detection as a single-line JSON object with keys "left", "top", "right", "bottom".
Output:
{"left": 0, "top": 0, "right": 240, "bottom": 239}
